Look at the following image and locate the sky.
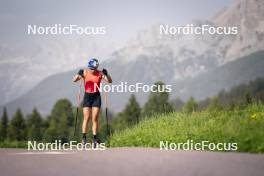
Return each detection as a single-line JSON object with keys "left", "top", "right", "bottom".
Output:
{"left": 0, "top": 0, "right": 232, "bottom": 49}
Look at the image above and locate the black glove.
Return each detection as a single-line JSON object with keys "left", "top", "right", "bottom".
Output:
{"left": 102, "top": 68, "right": 108, "bottom": 76}
{"left": 78, "top": 69, "right": 84, "bottom": 77}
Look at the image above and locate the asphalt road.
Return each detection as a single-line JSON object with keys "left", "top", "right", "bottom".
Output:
{"left": 0, "top": 148, "right": 264, "bottom": 176}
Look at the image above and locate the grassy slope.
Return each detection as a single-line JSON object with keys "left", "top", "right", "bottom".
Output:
{"left": 109, "top": 103, "right": 264, "bottom": 153}
{"left": 0, "top": 141, "right": 27, "bottom": 148}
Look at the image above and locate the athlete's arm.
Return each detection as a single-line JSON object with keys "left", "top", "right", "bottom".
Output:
{"left": 73, "top": 69, "right": 84, "bottom": 82}
{"left": 101, "top": 68, "right": 112, "bottom": 83}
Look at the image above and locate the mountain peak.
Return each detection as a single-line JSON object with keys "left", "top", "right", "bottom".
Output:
{"left": 212, "top": 0, "right": 264, "bottom": 27}
{"left": 211, "top": 0, "right": 264, "bottom": 60}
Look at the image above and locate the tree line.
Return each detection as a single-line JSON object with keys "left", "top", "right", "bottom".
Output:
{"left": 1, "top": 77, "right": 264, "bottom": 143}
{"left": 113, "top": 77, "right": 264, "bottom": 131}
{"left": 0, "top": 99, "right": 74, "bottom": 143}
{"left": 0, "top": 81, "right": 172, "bottom": 143}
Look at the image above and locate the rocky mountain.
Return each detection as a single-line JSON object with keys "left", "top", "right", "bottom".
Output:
{"left": 211, "top": 0, "right": 264, "bottom": 61}
{"left": 109, "top": 0, "right": 264, "bottom": 80}
{"left": 1, "top": 0, "right": 264, "bottom": 116}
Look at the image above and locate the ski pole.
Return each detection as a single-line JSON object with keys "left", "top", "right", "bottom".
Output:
{"left": 104, "top": 89, "right": 110, "bottom": 135}
{"left": 74, "top": 80, "right": 82, "bottom": 136}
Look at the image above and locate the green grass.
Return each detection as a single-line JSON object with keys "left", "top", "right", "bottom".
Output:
{"left": 109, "top": 103, "right": 264, "bottom": 153}
{"left": 0, "top": 140, "right": 27, "bottom": 148}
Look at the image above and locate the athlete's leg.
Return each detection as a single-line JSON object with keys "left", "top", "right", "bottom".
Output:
{"left": 91, "top": 107, "right": 100, "bottom": 135}
{"left": 82, "top": 107, "right": 92, "bottom": 133}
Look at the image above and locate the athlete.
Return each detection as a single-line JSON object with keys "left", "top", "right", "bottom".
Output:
{"left": 73, "top": 58, "right": 112, "bottom": 147}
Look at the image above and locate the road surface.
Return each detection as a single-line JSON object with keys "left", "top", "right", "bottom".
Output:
{"left": 0, "top": 148, "right": 264, "bottom": 176}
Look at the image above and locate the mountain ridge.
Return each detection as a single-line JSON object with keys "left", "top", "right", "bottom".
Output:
{"left": 2, "top": 50, "right": 264, "bottom": 117}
